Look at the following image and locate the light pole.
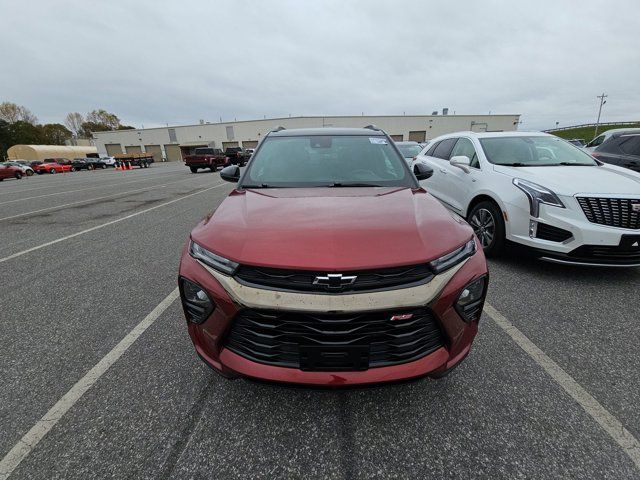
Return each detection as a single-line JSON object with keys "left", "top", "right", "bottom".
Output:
{"left": 594, "top": 93, "right": 607, "bottom": 137}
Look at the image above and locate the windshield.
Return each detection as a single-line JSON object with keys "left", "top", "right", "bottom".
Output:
{"left": 480, "top": 136, "right": 598, "bottom": 166}
{"left": 194, "top": 148, "right": 215, "bottom": 155}
{"left": 241, "top": 135, "right": 413, "bottom": 188}
{"left": 396, "top": 144, "right": 422, "bottom": 158}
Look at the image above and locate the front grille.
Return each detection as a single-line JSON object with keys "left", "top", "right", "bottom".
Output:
{"left": 536, "top": 223, "right": 573, "bottom": 242}
{"left": 224, "top": 308, "right": 445, "bottom": 371}
{"left": 577, "top": 197, "right": 640, "bottom": 229}
{"left": 568, "top": 244, "right": 640, "bottom": 265}
{"left": 234, "top": 264, "right": 434, "bottom": 293}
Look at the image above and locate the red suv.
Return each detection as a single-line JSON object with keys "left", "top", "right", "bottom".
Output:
{"left": 179, "top": 127, "right": 488, "bottom": 386}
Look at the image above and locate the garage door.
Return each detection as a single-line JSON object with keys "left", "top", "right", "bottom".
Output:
{"left": 125, "top": 146, "right": 142, "bottom": 155}
{"left": 242, "top": 141, "right": 258, "bottom": 148}
{"left": 390, "top": 135, "right": 403, "bottom": 142}
{"left": 164, "top": 144, "right": 182, "bottom": 162}
{"left": 105, "top": 144, "right": 123, "bottom": 156}
{"left": 144, "top": 144, "right": 162, "bottom": 162}
{"left": 408, "top": 131, "right": 426, "bottom": 142}
{"left": 222, "top": 141, "right": 239, "bottom": 150}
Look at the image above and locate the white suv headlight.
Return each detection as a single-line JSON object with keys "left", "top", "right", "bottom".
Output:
{"left": 189, "top": 240, "right": 239, "bottom": 275}
{"left": 513, "top": 178, "right": 565, "bottom": 217}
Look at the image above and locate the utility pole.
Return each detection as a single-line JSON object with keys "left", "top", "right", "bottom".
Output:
{"left": 594, "top": 93, "right": 607, "bottom": 137}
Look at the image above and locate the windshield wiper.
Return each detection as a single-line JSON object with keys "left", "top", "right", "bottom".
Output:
{"left": 557, "top": 162, "right": 594, "bottom": 166}
{"left": 241, "top": 183, "right": 271, "bottom": 188}
{"left": 498, "top": 162, "right": 528, "bottom": 167}
{"left": 329, "top": 182, "right": 384, "bottom": 187}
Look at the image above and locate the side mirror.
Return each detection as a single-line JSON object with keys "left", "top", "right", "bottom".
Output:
{"left": 220, "top": 165, "right": 240, "bottom": 183}
{"left": 413, "top": 162, "right": 433, "bottom": 180}
{"left": 450, "top": 155, "right": 471, "bottom": 173}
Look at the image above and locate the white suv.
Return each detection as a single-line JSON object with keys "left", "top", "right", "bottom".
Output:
{"left": 413, "top": 131, "right": 640, "bottom": 266}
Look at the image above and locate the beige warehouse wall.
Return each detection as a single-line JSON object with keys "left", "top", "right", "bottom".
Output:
{"left": 93, "top": 115, "right": 520, "bottom": 157}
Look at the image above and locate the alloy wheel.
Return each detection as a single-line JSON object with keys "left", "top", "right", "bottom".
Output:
{"left": 470, "top": 208, "right": 495, "bottom": 249}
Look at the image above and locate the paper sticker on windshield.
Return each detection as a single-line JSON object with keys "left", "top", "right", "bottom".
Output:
{"left": 369, "top": 138, "right": 387, "bottom": 145}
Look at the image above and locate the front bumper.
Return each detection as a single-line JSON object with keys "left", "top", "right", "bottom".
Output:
{"left": 504, "top": 198, "right": 640, "bottom": 266}
{"left": 179, "top": 243, "right": 487, "bottom": 386}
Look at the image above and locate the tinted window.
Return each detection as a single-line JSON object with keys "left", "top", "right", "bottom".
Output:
{"left": 426, "top": 141, "right": 440, "bottom": 156}
{"left": 479, "top": 136, "right": 598, "bottom": 166}
{"left": 618, "top": 135, "right": 640, "bottom": 155}
{"left": 450, "top": 138, "right": 480, "bottom": 168}
{"left": 431, "top": 138, "right": 457, "bottom": 160}
{"left": 242, "top": 135, "right": 412, "bottom": 188}
{"left": 588, "top": 135, "right": 605, "bottom": 147}
{"left": 194, "top": 148, "right": 215, "bottom": 155}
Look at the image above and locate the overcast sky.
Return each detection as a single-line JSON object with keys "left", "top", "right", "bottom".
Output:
{"left": 1, "top": 0, "right": 638, "bottom": 130}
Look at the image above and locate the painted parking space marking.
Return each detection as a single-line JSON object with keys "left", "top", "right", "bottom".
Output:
{"left": 0, "top": 176, "right": 215, "bottom": 222}
{"left": 0, "top": 181, "right": 228, "bottom": 264}
{"left": 484, "top": 302, "right": 640, "bottom": 470}
{"left": 0, "top": 288, "right": 180, "bottom": 480}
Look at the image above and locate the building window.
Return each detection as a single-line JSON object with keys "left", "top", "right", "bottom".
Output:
{"left": 226, "top": 126, "right": 235, "bottom": 140}
{"left": 168, "top": 128, "right": 177, "bottom": 143}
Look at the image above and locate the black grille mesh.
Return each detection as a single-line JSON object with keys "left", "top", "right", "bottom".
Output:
{"left": 224, "top": 308, "right": 444, "bottom": 370}
{"left": 577, "top": 197, "right": 640, "bottom": 229}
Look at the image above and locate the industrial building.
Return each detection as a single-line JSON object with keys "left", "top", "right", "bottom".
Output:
{"left": 92, "top": 113, "right": 521, "bottom": 162}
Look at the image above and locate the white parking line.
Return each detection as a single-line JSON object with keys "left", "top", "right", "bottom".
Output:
{"left": 0, "top": 176, "right": 211, "bottom": 222}
{"left": 0, "top": 288, "right": 180, "bottom": 480}
{"left": 0, "top": 173, "right": 186, "bottom": 204}
{"left": 484, "top": 302, "right": 640, "bottom": 470}
{"left": 0, "top": 182, "right": 228, "bottom": 264}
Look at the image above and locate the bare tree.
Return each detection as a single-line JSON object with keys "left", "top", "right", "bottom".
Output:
{"left": 64, "top": 112, "right": 85, "bottom": 137}
{"left": 86, "top": 109, "right": 120, "bottom": 130}
{"left": 0, "top": 101, "right": 38, "bottom": 124}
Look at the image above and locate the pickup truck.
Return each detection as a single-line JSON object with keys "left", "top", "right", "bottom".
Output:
{"left": 184, "top": 147, "right": 227, "bottom": 173}
{"left": 224, "top": 147, "right": 249, "bottom": 167}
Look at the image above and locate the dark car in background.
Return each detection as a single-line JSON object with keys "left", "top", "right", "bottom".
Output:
{"left": 591, "top": 131, "right": 640, "bottom": 172}
{"left": 71, "top": 158, "right": 95, "bottom": 171}
{"left": 224, "top": 147, "right": 250, "bottom": 167}
{"left": 85, "top": 158, "right": 108, "bottom": 169}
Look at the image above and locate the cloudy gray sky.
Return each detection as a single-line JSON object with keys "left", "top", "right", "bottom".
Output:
{"left": 1, "top": 0, "right": 638, "bottom": 130}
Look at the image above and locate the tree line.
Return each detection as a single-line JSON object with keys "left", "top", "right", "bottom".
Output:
{"left": 0, "top": 101, "right": 134, "bottom": 159}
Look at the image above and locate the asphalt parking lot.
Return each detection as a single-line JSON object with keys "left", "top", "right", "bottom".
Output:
{"left": 1, "top": 162, "right": 639, "bottom": 479}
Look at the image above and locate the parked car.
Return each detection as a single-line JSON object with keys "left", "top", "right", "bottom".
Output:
{"left": 71, "top": 158, "right": 95, "bottom": 171}
{"left": 0, "top": 163, "right": 23, "bottom": 180}
{"left": 179, "top": 126, "right": 488, "bottom": 386}
{"left": 395, "top": 141, "right": 423, "bottom": 164}
{"left": 566, "top": 138, "right": 586, "bottom": 147}
{"left": 245, "top": 148, "right": 255, "bottom": 157}
{"left": 84, "top": 158, "right": 109, "bottom": 169}
{"left": 184, "top": 147, "right": 227, "bottom": 173}
{"left": 590, "top": 132, "right": 640, "bottom": 172}
{"left": 100, "top": 156, "right": 117, "bottom": 167}
{"left": 28, "top": 160, "right": 43, "bottom": 167}
{"left": 33, "top": 160, "right": 73, "bottom": 174}
{"left": 3, "top": 161, "right": 34, "bottom": 176}
{"left": 583, "top": 128, "right": 640, "bottom": 152}
{"left": 412, "top": 131, "right": 640, "bottom": 266}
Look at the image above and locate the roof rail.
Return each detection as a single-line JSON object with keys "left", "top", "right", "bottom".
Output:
{"left": 271, "top": 126, "right": 286, "bottom": 132}
{"left": 363, "top": 124, "right": 380, "bottom": 131}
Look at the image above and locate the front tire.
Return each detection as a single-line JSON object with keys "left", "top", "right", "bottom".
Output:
{"left": 50, "top": 168, "right": 56, "bottom": 174}
{"left": 467, "top": 201, "right": 505, "bottom": 256}
{"left": 14, "top": 172, "right": 23, "bottom": 180}
{"left": 26, "top": 170, "right": 34, "bottom": 176}
{"left": 190, "top": 167, "right": 198, "bottom": 173}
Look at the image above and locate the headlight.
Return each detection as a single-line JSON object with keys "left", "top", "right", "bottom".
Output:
{"left": 179, "top": 277, "right": 214, "bottom": 324}
{"left": 455, "top": 276, "right": 487, "bottom": 322}
{"left": 513, "top": 178, "right": 565, "bottom": 218}
{"left": 189, "top": 240, "right": 239, "bottom": 275}
{"left": 429, "top": 238, "right": 476, "bottom": 274}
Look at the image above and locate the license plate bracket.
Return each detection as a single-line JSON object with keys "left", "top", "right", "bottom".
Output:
{"left": 299, "top": 345, "right": 370, "bottom": 371}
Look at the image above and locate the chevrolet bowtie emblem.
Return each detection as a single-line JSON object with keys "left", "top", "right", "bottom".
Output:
{"left": 313, "top": 273, "right": 358, "bottom": 289}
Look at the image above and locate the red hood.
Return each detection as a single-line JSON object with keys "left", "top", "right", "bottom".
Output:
{"left": 190, "top": 187, "right": 474, "bottom": 270}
